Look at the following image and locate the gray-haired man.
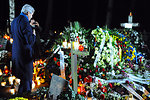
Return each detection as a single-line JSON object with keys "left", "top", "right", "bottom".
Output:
{"left": 11, "top": 4, "right": 36, "bottom": 96}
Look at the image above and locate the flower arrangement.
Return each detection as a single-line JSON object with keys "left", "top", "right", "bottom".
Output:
{"left": 1, "top": 21, "right": 150, "bottom": 99}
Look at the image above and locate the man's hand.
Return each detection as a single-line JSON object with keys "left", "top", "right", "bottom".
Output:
{"left": 30, "top": 19, "right": 39, "bottom": 27}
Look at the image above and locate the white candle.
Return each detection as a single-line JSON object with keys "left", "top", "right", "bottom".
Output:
{"left": 9, "top": 88, "right": 15, "bottom": 95}
{"left": 0, "top": 69, "right": 2, "bottom": 76}
{"left": 74, "top": 41, "right": 79, "bottom": 51}
{"left": 68, "top": 42, "right": 71, "bottom": 49}
{"left": 63, "top": 39, "right": 67, "bottom": 48}
{"left": 10, "top": 61, "right": 12, "bottom": 71}
{"left": 15, "top": 78, "right": 20, "bottom": 84}
{"left": 1, "top": 82, "right": 6, "bottom": 86}
{"left": 32, "top": 81, "right": 36, "bottom": 89}
{"left": 9, "top": 76, "right": 16, "bottom": 85}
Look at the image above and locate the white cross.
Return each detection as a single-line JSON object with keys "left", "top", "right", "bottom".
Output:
{"left": 120, "top": 12, "right": 139, "bottom": 29}
{"left": 71, "top": 41, "right": 89, "bottom": 94}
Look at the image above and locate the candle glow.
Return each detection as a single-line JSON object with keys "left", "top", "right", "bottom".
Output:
{"left": 1, "top": 82, "right": 6, "bottom": 86}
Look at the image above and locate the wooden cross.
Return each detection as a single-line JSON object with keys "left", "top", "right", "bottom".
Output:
{"left": 71, "top": 41, "right": 89, "bottom": 93}
{"left": 120, "top": 12, "right": 139, "bottom": 29}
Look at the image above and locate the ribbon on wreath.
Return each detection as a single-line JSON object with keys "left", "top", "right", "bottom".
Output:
{"left": 109, "top": 36, "right": 114, "bottom": 69}
{"left": 133, "top": 82, "right": 150, "bottom": 98}
{"left": 94, "top": 31, "right": 106, "bottom": 67}
{"left": 121, "top": 84, "right": 143, "bottom": 100}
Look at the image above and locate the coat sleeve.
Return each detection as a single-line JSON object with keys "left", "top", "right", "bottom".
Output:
{"left": 21, "top": 19, "right": 36, "bottom": 47}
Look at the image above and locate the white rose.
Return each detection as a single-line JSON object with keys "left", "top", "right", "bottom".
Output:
{"left": 103, "top": 47, "right": 107, "bottom": 51}
{"left": 118, "top": 66, "right": 121, "bottom": 69}
{"left": 92, "top": 56, "right": 95, "bottom": 59}
{"left": 95, "top": 47, "right": 99, "bottom": 51}
{"left": 107, "top": 57, "right": 110, "bottom": 62}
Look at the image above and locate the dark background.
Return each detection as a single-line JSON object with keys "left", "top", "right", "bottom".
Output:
{"left": 0, "top": 0, "right": 150, "bottom": 33}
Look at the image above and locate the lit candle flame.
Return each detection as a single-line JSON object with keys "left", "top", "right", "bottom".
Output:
{"left": 1, "top": 82, "right": 6, "bottom": 86}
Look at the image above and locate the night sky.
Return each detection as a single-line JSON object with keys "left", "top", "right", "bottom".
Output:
{"left": 0, "top": 0, "right": 150, "bottom": 33}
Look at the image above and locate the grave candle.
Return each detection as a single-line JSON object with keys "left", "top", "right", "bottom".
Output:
{"left": 1, "top": 81, "right": 6, "bottom": 86}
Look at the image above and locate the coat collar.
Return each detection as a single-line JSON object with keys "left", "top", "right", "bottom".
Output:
{"left": 20, "top": 12, "right": 29, "bottom": 21}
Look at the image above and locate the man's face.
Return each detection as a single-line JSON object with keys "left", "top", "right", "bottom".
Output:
{"left": 27, "top": 12, "right": 34, "bottom": 21}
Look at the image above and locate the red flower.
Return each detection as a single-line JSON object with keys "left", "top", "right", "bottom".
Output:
{"left": 116, "top": 63, "right": 119, "bottom": 66}
{"left": 84, "top": 75, "right": 92, "bottom": 83}
{"left": 79, "top": 45, "right": 84, "bottom": 51}
{"left": 126, "top": 80, "right": 129, "bottom": 84}
{"left": 78, "top": 68, "right": 80, "bottom": 71}
{"left": 98, "top": 80, "right": 102, "bottom": 87}
{"left": 102, "top": 68, "right": 105, "bottom": 72}
{"left": 100, "top": 94, "right": 105, "bottom": 100}
{"left": 95, "top": 69, "right": 98, "bottom": 72}
{"left": 69, "top": 53, "right": 71, "bottom": 56}
{"left": 109, "top": 83, "right": 113, "bottom": 88}
{"left": 53, "top": 57, "right": 57, "bottom": 61}
{"left": 57, "top": 62, "right": 60, "bottom": 66}
{"left": 78, "top": 75, "right": 82, "bottom": 79}
{"left": 101, "top": 87, "right": 107, "bottom": 93}
{"left": 96, "top": 66, "right": 98, "bottom": 68}
{"left": 80, "top": 68, "right": 83, "bottom": 71}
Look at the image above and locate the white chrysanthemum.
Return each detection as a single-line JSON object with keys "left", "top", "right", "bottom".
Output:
{"left": 95, "top": 50, "right": 98, "bottom": 54}
{"left": 118, "top": 66, "right": 121, "bottom": 69}
{"left": 92, "top": 56, "right": 95, "bottom": 59}
{"left": 106, "top": 57, "right": 110, "bottom": 62}
{"left": 103, "top": 47, "right": 107, "bottom": 51}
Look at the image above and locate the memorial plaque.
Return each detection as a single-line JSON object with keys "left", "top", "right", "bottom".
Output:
{"left": 48, "top": 74, "right": 69, "bottom": 100}
{"left": 0, "top": 38, "right": 7, "bottom": 50}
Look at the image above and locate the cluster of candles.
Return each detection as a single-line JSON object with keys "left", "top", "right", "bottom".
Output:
{"left": 0, "top": 68, "right": 20, "bottom": 95}
{"left": 0, "top": 64, "right": 45, "bottom": 95}
{"left": 32, "top": 59, "right": 46, "bottom": 89}
{"left": 3, "top": 34, "right": 13, "bottom": 44}
{"left": 62, "top": 39, "right": 71, "bottom": 49}
{"left": 62, "top": 39, "right": 84, "bottom": 51}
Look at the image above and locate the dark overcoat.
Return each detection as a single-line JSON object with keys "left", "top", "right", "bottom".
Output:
{"left": 11, "top": 14, "right": 36, "bottom": 81}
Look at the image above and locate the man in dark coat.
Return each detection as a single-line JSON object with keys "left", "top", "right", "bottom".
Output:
{"left": 11, "top": 4, "right": 36, "bottom": 95}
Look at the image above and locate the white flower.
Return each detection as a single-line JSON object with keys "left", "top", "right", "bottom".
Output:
{"left": 106, "top": 50, "right": 109, "bottom": 53}
{"left": 86, "top": 63, "right": 89, "bottom": 66}
{"left": 102, "top": 65, "right": 106, "bottom": 68}
{"left": 108, "top": 57, "right": 111, "bottom": 61}
{"left": 92, "top": 56, "right": 95, "bottom": 59}
{"left": 95, "top": 47, "right": 99, "bottom": 51}
{"left": 107, "top": 43, "right": 110, "bottom": 47}
{"left": 113, "top": 59, "right": 118, "bottom": 65}
{"left": 103, "top": 47, "right": 107, "bottom": 51}
{"left": 95, "top": 50, "right": 98, "bottom": 54}
{"left": 118, "top": 66, "right": 121, "bottom": 69}
{"left": 98, "top": 61, "right": 101, "bottom": 66}
{"left": 112, "top": 70, "right": 115, "bottom": 76}
{"left": 100, "top": 28, "right": 103, "bottom": 33}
